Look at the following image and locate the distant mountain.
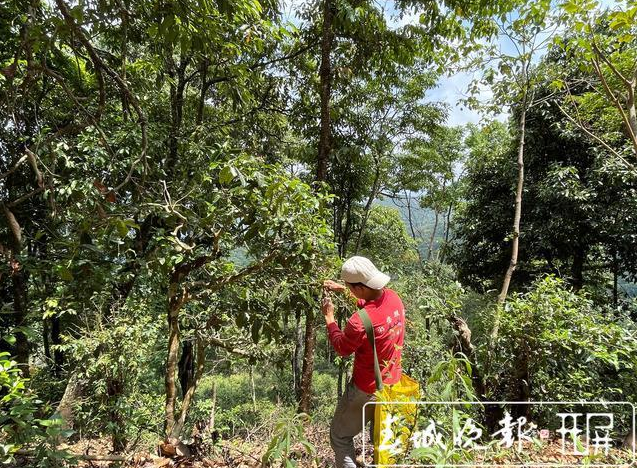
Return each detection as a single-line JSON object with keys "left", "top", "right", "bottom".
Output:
{"left": 374, "top": 196, "right": 637, "bottom": 298}
{"left": 375, "top": 196, "right": 447, "bottom": 259}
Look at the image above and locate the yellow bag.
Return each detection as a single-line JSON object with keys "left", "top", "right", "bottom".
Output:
{"left": 358, "top": 309, "right": 421, "bottom": 466}
{"left": 373, "top": 374, "right": 420, "bottom": 466}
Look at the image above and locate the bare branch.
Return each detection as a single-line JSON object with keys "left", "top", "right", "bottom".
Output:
{"left": 591, "top": 39, "right": 631, "bottom": 88}
{"left": 207, "top": 336, "right": 254, "bottom": 357}
{"left": 554, "top": 100, "right": 636, "bottom": 172}
{"left": 0, "top": 155, "right": 28, "bottom": 180}
{"left": 7, "top": 186, "right": 47, "bottom": 207}
{"left": 53, "top": 0, "right": 148, "bottom": 192}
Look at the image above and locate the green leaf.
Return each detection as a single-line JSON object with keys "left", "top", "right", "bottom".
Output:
{"left": 2, "top": 335, "right": 16, "bottom": 346}
{"left": 59, "top": 267, "right": 73, "bottom": 281}
{"left": 220, "top": 165, "right": 236, "bottom": 185}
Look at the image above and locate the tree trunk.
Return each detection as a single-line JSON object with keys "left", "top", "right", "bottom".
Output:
{"left": 298, "top": 0, "right": 333, "bottom": 414}
{"left": 107, "top": 374, "right": 127, "bottom": 451}
{"left": 51, "top": 313, "right": 63, "bottom": 376}
{"left": 354, "top": 162, "right": 381, "bottom": 254}
{"left": 170, "top": 335, "right": 206, "bottom": 439}
{"left": 404, "top": 191, "right": 423, "bottom": 264}
{"left": 491, "top": 98, "right": 527, "bottom": 372}
{"left": 2, "top": 203, "right": 29, "bottom": 376}
{"left": 511, "top": 339, "right": 531, "bottom": 421}
{"left": 293, "top": 312, "right": 303, "bottom": 402}
{"left": 298, "top": 313, "right": 317, "bottom": 414}
{"left": 315, "top": 0, "right": 334, "bottom": 183}
{"left": 167, "top": 54, "right": 189, "bottom": 173}
{"left": 196, "top": 59, "right": 209, "bottom": 125}
{"left": 178, "top": 340, "right": 194, "bottom": 398}
{"left": 446, "top": 315, "right": 486, "bottom": 401}
{"left": 43, "top": 318, "right": 50, "bottom": 364}
{"left": 497, "top": 103, "right": 526, "bottom": 305}
{"left": 427, "top": 211, "right": 439, "bottom": 262}
{"left": 571, "top": 245, "right": 586, "bottom": 292}
{"left": 439, "top": 203, "right": 453, "bottom": 263}
{"left": 339, "top": 183, "right": 354, "bottom": 257}
{"left": 56, "top": 372, "right": 84, "bottom": 431}
{"left": 627, "top": 84, "right": 637, "bottom": 153}
{"left": 613, "top": 250, "right": 618, "bottom": 308}
{"left": 164, "top": 289, "right": 183, "bottom": 437}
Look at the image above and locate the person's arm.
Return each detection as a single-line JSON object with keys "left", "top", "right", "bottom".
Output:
{"left": 322, "top": 296, "right": 364, "bottom": 357}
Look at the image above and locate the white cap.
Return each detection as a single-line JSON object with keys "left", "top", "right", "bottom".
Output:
{"left": 340, "top": 256, "right": 390, "bottom": 290}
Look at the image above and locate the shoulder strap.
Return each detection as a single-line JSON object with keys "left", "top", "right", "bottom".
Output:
{"left": 357, "top": 308, "right": 383, "bottom": 391}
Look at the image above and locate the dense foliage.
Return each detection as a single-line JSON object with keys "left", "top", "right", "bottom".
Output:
{"left": 1, "top": 0, "right": 636, "bottom": 465}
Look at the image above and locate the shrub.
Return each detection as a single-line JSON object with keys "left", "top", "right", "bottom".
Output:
{"left": 482, "top": 276, "right": 637, "bottom": 426}
{"left": 0, "top": 351, "right": 75, "bottom": 466}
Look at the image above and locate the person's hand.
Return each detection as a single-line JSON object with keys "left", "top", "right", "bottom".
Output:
{"left": 322, "top": 295, "right": 335, "bottom": 324}
{"left": 323, "top": 279, "right": 346, "bottom": 293}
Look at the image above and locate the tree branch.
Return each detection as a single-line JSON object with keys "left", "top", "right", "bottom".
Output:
{"left": 554, "top": 100, "right": 636, "bottom": 172}
{"left": 53, "top": 0, "right": 148, "bottom": 192}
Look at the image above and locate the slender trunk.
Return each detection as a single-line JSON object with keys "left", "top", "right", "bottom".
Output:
{"left": 56, "top": 372, "right": 84, "bottom": 431}
{"left": 627, "top": 85, "right": 637, "bottom": 151}
{"left": 613, "top": 250, "right": 618, "bottom": 308}
{"left": 492, "top": 96, "right": 528, "bottom": 370}
{"left": 354, "top": 163, "right": 382, "bottom": 254}
{"left": 404, "top": 191, "right": 423, "bottom": 264}
{"left": 250, "top": 365, "right": 257, "bottom": 412}
{"left": 293, "top": 312, "right": 303, "bottom": 402}
{"left": 298, "top": 313, "right": 317, "bottom": 414}
{"left": 164, "top": 288, "right": 183, "bottom": 437}
{"left": 427, "top": 211, "right": 439, "bottom": 262}
{"left": 43, "top": 318, "right": 50, "bottom": 363}
{"left": 2, "top": 203, "right": 29, "bottom": 375}
{"left": 196, "top": 59, "right": 209, "bottom": 126}
{"left": 298, "top": 0, "right": 333, "bottom": 413}
{"left": 444, "top": 204, "right": 452, "bottom": 243}
{"left": 439, "top": 204, "right": 453, "bottom": 263}
{"left": 120, "top": 0, "right": 129, "bottom": 120}
{"left": 620, "top": 66, "right": 637, "bottom": 154}
{"left": 171, "top": 335, "right": 206, "bottom": 439}
{"left": 571, "top": 245, "right": 586, "bottom": 292}
{"left": 51, "top": 313, "right": 62, "bottom": 376}
{"left": 167, "top": 54, "right": 189, "bottom": 174}
{"left": 497, "top": 103, "right": 526, "bottom": 305}
{"left": 512, "top": 339, "right": 531, "bottom": 421}
{"left": 340, "top": 186, "right": 353, "bottom": 257}
{"left": 315, "top": 0, "right": 333, "bottom": 183}
{"left": 107, "top": 374, "right": 126, "bottom": 451}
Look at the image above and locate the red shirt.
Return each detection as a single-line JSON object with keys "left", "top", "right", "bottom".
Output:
{"left": 327, "top": 288, "right": 405, "bottom": 394}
